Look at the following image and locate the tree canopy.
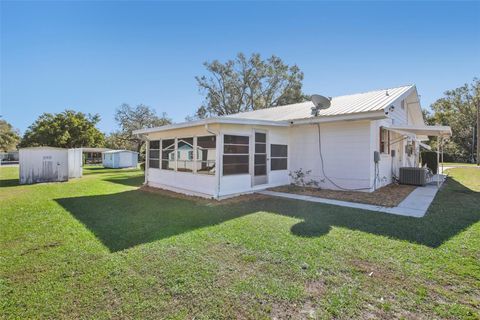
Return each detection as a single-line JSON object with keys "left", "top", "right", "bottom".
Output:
{"left": 192, "top": 53, "right": 309, "bottom": 119}
{"left": 107, "top": 104, "right": 171, "bottom": 153}
{"left": 425, "top": 78, "right": 479, "bottom": 162}
{"left": 19, "top": 110, "right": 105, "bottom": 148}
{"left": 0, "top": 119, "right": 20, "bottom": 152}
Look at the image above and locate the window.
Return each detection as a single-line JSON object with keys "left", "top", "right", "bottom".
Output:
{"left": 380, "top": 128, "right": 390, "bottom": 154}
{"left": 197, "top": 135, "right": 216, "bottom": 175}
{"left": 177, "top": 137, "right": 194, "bottom": 172}
{"left": 162, "top": 139, "right": 175, "bottom": 170}
{"left": 271, "top": 144, "right": 288, "bottom": 170}
{"left": 149, "top": 140, "right": 160, "bottom": 169}
{"left": 223, "top": 134, "right": 249, "bottom": 175}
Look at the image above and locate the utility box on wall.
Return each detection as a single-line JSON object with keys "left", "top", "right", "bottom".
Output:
{"left": 19, "top": 147, "right": 83, "bottom": 185}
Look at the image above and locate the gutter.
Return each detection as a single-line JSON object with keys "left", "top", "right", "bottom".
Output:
{"left": 290, "top": 110, "right": 387, "bottom": 126}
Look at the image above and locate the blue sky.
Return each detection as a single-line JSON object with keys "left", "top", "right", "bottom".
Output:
{"left": 1, "top": 1, "right": 479, "bottom": 134}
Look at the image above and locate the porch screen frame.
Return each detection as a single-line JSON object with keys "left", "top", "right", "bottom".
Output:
{"left": 222, "top": 134, "right": 250, "bottom": 176}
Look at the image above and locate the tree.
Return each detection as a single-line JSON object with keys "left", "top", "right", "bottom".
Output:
{"left": 0, "top": 119, "right": 20, "bottom": 152}
{"left": 192, "top": 53, "right": 308, "bottom": 119}
{"left": 112, "top": 104, "right": 171, "bottom": 153}
{"left": 19, "top": 110, "right": 105, "bottom": 148}
{"left": 426, "top": 78, "right": 479, "bottom": 162}
{"left": 105, "top": 132, "right": 133, "bottom": 150}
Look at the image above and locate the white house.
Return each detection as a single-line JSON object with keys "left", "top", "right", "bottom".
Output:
{"left": 134, "top": 85, "right": 451, "bottom": 199}
{"left": 19, "top": 147, "right": 83, "bottom": 184}
{"left": 102, "top": 150, "right": 139, "bottom": 168}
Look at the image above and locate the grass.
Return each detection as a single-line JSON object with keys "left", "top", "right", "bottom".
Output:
{"left": 1, "top": 166, "right": 479, "bottom": 319}
{"left": 443, "top": 162, "right": 480, "bottom": 167}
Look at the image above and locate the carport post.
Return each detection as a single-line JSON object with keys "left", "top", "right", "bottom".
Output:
{"left": 437, "top": 135, "right": 440, "bottom": 188}
{"left": 441, "top": 137, "right": 444, "bottom": 175}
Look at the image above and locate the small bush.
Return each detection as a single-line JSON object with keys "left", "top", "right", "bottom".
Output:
{"left": 421, "top": 151, "right": 438, "bottom": 173}
{"left": 289, "top": 168, "right": 320, "bottom": 190}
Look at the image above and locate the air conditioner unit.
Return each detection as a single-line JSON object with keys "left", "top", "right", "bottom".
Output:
{"left": 399, "top": 167, "right": 427, "bottom": 186}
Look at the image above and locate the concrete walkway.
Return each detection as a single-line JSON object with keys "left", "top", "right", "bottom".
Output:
{"left": 258, "top": 178, "right": 445, "bottom": 218}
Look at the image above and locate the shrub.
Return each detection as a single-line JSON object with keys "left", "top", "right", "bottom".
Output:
{"left": 421, "top": 151, "right": 438, "bottom": 173}
{"left": 289, "top": 168, "right": 320, "bottom": 190}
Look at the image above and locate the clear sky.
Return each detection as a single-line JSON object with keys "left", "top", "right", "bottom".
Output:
{"left": 1, "top": 1, "right": 479, "bottom": 134}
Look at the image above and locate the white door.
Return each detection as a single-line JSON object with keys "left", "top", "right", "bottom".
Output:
{"left": 253, "top": 131, "right": 268, "bottom": 186}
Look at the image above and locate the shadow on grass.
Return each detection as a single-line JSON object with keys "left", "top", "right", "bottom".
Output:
{"left": 104, "top": 175, "right": 145, "bottom": 187}
{"left": 0, "top": 179, "right": 20, "bottom": 187}
{"left": 55, "top": 177, "right": 479, "bottom": 252}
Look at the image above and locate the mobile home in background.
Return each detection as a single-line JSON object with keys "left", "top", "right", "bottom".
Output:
{"left": 102, "top": 150, "right": 138, "bottom": 168}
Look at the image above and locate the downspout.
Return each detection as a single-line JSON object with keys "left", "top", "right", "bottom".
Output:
{"left": 205, "top": 123, "right": 221, "bottom": 199}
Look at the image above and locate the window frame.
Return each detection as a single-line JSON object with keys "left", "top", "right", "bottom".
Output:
{"left": 196, "top": 135, "right": 217, "bottom": 175}
{"left": 161, "top": 138, "right": 176, "bottom": 170}
{"left": 379, "top": 127, "right": 390, "bottom": 154}
{"left": 222, "top": 134, "right": 250, "bottom": 176}
{"left": 150, "top": 135, "right": 217, "bottom": 175}
{"left": 176, "top": 137, "right": 194, "bottom": 173}
{"left": 270, "top": 144, "right": 288, "bottom": 171}
{"left": 148, "top": 140, "right": 161, "bottom": 169}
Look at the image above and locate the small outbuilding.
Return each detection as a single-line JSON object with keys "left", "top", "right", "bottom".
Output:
{"left": 102, "top": 150, "right": 138, "bottom": 168}
{"left": 19, "top": 147, "right": 83, "bottom": 184}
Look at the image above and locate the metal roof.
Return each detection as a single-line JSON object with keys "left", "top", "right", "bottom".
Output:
{"left": 20, "top": 146, "right": 68, "bottom": 151}
{"left": 226, "top": 85, "right": 415, "bottom": 121}
{"left": 133, "top": 85, "right": 417, "bottom": 135}
{"left": 82, "top": 147, "right": 111, "bottom": 153}
{"left": 102, "top": 150, "right": 139, "bottom": 154}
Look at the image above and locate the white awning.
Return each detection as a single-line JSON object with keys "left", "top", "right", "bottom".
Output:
{"left": 386, "top": 125, "right": 452, "bottom": 137}
{"left": 418, "top": 142, "right": 432, "bottom": 150}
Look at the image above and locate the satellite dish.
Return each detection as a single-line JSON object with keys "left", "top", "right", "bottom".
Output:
{"left": 311, "top": 94, "right": 331, "bottom": 116}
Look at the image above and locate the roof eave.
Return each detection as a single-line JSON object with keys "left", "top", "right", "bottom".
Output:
{"left": 133, "top": 117, "right": 290, "bottom": 135}
{"left": 290, "top": 110, "right": 387, "bottom": 125}
{"left": 387, "top": 125, "right": 452, "bottom": 137}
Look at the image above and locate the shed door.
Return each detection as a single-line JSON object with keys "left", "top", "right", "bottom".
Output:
{"left": 42, "top": 157, "right": 55, "bottom": 182}
{"left": 253, "top": 131, "right": 268, "bottom": 186}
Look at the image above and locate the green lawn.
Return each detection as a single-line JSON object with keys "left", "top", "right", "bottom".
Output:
{"left": 443, "top": 162, "right": 480, "bottom": 167}
{"left": 1, "top": 166, "right": 479, "bottom": 319}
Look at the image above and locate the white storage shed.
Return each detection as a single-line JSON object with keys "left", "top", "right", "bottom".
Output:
{"left": 102, "top": 150, "right": 138, "bottom": 168}
{"left": 19, "top": 147, "right": 83, "bottom": 184}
